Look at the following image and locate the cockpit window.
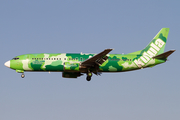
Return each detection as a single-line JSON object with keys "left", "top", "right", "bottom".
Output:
{"left": 12, "top": 57, "right": 19, "bottom": 60}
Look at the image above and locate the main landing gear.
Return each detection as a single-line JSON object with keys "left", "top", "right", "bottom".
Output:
{"left": 21, "top": 73, "right": 25, "bottom": 78}
{"left": 86, "top": 71, "right": 92, "bottom": 81}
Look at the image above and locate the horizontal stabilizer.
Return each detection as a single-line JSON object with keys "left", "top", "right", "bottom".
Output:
{"left": 152, "top": 50, "right": 175, "bottom": 59}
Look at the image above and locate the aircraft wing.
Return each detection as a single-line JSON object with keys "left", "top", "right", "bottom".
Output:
{"left": 81, "top": 49, "right": 113, "bottom": 67}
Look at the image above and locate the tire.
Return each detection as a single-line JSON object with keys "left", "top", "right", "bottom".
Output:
{"left": 21, "top": 74, "right": 25, "bottom": 78}
{"left": 86, "top": 76, "right": 91, "bottom": 81}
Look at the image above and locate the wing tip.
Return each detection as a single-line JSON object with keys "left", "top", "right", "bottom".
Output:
{"left": 170, "top": 49, "right": 176, "bottom": 52}
{"left": 106, "top": 48, "right": 114, "bottom": 51}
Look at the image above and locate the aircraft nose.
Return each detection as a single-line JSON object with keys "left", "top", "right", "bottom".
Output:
{"left": 4, "top": 60, "right": 10, "bottom": 68}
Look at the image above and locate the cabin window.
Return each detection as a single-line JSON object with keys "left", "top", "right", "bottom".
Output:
{"left": 64, "top": 58, "right": 66, "bottom": 60}
{"left": 80, "top": 58, "right": 83, "bottom": 61}
{"left": 54, "top": 58, "right": 56, "bottom": 60}
{"left": 59, "top": 58, "right": 61, "bottom": 60}
{"left": 49, "top": 58, "right": 50, "bottom": 60}
{"left": 32, "top": 58, "right": 34, "bottom": 60}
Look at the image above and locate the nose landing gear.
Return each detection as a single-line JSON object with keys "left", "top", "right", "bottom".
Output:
{"left": 21, "top": 73, "right": 25, "bottom": 78}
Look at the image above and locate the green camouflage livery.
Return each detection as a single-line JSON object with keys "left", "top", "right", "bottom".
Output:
{"left": 4, "top": 28, "right": 175, "bottom": 81}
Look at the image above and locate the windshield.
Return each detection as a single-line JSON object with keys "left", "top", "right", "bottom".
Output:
{"left": 12, "top": 57, "right": 19, "bottom": 60}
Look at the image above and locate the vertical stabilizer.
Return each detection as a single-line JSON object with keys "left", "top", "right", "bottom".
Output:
{"left": 143, "top": 28, "right": 169, "bottom": 55}
{"left": 132, "top": 28, "right": 170, "bottom": 68}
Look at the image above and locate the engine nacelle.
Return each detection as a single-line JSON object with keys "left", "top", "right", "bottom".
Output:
{"left": 62, "top": 72, "right": 83, "bottom": 78}
{"left": 64, "top": 62, "right": 80, "bottom": 72}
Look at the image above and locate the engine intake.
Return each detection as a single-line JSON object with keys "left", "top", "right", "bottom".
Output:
{"left": 62, "top": 72, "right": 83, "bottom": 78}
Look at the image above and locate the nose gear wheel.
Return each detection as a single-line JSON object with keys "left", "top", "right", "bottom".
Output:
{"left": 21, "top": 73, "right": 25, "bottom": 78}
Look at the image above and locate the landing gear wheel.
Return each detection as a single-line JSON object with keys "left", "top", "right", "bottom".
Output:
{"left": 86, "top": 76, "right": 91, "bottom": 81}
{"left": 86, "top": 70, "right": 92, "bottom": 81}
{"left": 21, "top": 73, "right": 25, "bottom": 78}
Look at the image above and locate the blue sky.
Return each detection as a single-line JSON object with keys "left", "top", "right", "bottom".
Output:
{"left": 0, "top": 0, "right": 180, "bottom": 120}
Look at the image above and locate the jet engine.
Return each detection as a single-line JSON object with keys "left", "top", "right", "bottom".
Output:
{"left": 62, "top": 72, "right": 83, "bottom": 78}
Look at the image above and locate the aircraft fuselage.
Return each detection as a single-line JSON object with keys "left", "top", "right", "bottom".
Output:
{"left": 4, "top": 28, "right": 175, "bottom": 81}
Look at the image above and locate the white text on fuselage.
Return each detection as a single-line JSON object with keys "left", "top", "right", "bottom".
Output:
{"left": 134, "top": 39, "right": 165, "bottom": 68}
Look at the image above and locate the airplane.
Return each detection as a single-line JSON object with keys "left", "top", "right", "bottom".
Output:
{"left": 4, "top": 28, "right": 175, "bottom": 81}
